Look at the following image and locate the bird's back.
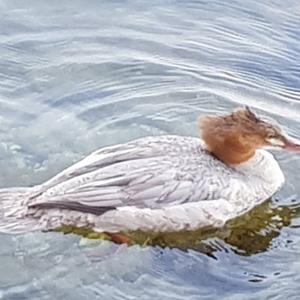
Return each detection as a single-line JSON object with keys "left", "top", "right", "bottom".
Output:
{"left": 29, "top": 135, "right": 237, "bottom": 211}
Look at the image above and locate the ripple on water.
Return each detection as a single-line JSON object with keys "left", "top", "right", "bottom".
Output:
{"left": 1, "top": 0, "right": 300, "bottom": 299}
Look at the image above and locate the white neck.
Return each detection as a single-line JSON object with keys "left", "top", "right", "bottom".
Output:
{"left": 234, "top": 149, "right": 285, "bottom": 202}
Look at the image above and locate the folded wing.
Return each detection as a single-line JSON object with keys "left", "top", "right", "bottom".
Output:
{"left": 30, "top": 136, "right": 204, "bottom": 214}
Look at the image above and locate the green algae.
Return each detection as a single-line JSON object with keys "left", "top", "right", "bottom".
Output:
{"left": 56, "top": 200, "right": 300, "bottom": 255}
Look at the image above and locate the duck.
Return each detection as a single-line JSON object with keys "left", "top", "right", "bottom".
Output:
{"left": 1, "top": 106, "right": 299, "bottom": 236}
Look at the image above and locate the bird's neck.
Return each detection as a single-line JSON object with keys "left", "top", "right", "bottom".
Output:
{"left": 203, "top": 133, "right": 256, "bottom": 165}
{"left": 199, "top": 115, "right": 257, "bottom": 165}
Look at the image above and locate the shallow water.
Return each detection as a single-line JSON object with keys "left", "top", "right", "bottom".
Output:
{"left": 1, "top": 0, "right": 300, "bottom": 299}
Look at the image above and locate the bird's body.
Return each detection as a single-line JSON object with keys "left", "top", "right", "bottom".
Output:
{"left": 0, "top": 107, "right": 297, "bottom": 234}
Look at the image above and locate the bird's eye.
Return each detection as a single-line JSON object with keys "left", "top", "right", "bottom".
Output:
{"left": 266, "top": 131, "right": 277, "bottom": 139}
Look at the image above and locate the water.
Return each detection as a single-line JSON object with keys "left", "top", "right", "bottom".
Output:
{"left": 1, "top": 0, "right": 300, "bottom": 299}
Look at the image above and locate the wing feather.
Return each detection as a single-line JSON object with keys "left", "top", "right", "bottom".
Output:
{"left": 30, "top": 136, "right": 227, "bottom": 215}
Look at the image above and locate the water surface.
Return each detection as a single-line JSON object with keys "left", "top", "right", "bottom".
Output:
{"left": 1, "top": 0, "right": 300, "bottom": 299}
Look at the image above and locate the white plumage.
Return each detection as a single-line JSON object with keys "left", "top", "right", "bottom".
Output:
{"left": 0, "top": 135, "right": 285, "bottom": 233}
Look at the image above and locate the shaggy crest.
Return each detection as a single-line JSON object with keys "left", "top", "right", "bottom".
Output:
{"left": 199, "top": 106, "right": 287, "bottom": 164}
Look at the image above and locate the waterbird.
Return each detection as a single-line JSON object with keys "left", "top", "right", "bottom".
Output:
{"left": 1, "top": 107, "right": 299, "bottom": 236}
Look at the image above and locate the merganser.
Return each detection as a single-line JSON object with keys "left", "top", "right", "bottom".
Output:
{"left": 1, "top": 107, "right": 299, "bottom": 235}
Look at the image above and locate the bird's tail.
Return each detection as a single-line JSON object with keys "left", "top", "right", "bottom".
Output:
{"left": 0, "top": 187, "right": 42, "bottom": 234}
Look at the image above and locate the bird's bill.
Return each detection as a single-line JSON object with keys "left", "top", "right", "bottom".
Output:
{"left": 283, "top": 136, "right": 300, "bottom": 152}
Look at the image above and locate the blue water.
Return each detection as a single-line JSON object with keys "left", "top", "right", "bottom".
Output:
{"left": 1, "top": 0, "right": 300, "bottom": 299}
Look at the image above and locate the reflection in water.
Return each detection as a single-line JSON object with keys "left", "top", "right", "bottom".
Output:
{"left": 2, "top": 0, "right": 300, "bottom": 298}
{"left": 60, "top": 200, "right": 300, "bottom": 257}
